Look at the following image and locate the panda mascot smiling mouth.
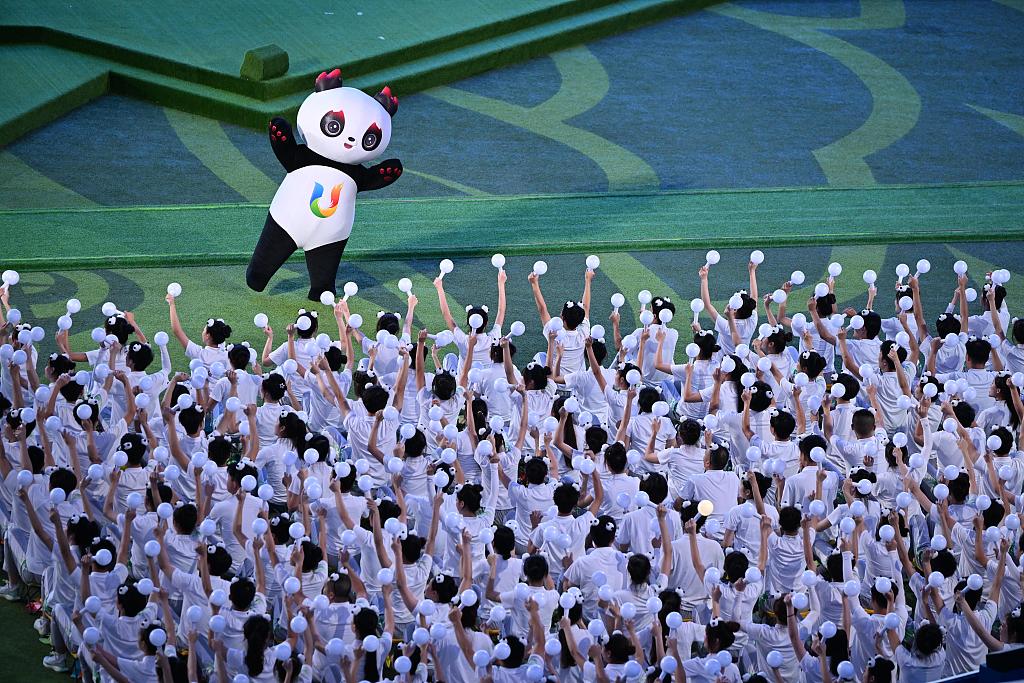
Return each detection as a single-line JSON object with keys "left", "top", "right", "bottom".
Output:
{"left": 246, "top": 68, "right": 402, "bottom": 301}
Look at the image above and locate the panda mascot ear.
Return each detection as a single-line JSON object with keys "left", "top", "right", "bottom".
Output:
{"left": 315, "top": 68, "right": 344, "bottom": 92}
{"left": 374, "top": 85, "right": 399, "bottom": 117}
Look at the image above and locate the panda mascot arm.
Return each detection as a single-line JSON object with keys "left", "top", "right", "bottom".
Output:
{"left": 247, "top": 68, "right": 403, "bottom": 302}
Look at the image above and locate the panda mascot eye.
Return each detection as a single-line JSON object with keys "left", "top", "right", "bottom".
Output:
{"left": 362, "top": 122, "right": 383, "bottom": 151}
{"left": 320, "top": 110, "right": 345, "bottom": 138}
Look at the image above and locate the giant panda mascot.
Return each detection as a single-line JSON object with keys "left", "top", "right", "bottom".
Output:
{"left": 246, "top": 68, "right": 402, "bottom": 301}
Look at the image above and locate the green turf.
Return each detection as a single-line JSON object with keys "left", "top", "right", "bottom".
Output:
{"left": 5, "top": 241, "right": 1021, "bottom": 371}
{"left": 2, "top": 182, "right": 1022, "bottom": 271}
{"left": 0, "top": 598, "right": 67, "bottom": 683}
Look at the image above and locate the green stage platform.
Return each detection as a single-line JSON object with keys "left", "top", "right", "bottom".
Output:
{"left": 0, "top": 0, "right": 713, "bottom": 145}
{"left": 2, "top": 182, "right": 1022, "bottom": 271}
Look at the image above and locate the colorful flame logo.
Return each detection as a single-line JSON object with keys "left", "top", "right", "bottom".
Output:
{"left": 309, "top": 181, "right": 344, "bottom": 218}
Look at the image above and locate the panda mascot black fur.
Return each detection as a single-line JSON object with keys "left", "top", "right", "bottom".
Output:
{"left": 246, "top": 68, "right": 402, "bottom": 301}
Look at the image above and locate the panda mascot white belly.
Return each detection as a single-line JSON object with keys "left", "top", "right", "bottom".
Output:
{"left": 268, "top": 165, "right": 358, "bottom": 250}
{"left": 246, "top": 68, "right": 402, "bottom": 301}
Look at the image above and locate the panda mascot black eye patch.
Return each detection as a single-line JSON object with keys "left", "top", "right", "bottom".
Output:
{"left": 246, "top": 68, "right": 402, "bottom": 302}
{"left": 320, "top": 110, "right": 345, "bottom": 137}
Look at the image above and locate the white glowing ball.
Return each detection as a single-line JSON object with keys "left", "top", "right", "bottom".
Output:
{"left": 491, "top": 253, "right": 505, "bottom": 269}
{"left": 792, "top": 592, "right": 809, "bottom": 610}
{"left": 809, "top": 500, "right": 826, "bottom": 517}
{"left": 639, "top": 309, "right": 655, "bottom": 326}
{"left": 532, "top": 260, "right": 548, "bottom": 276}
{"left": 899, "top": 296, "right": 914, "bottom": 311}
{"left": 814, "top": 283, "right": 830, "bottom": 298}
{"left": 933, "top": 483, "right": 950, "bottom": 501}
{"left": 729, "top": 293, "right": 744, "bottom": 310}
{"left": 820, "top": 620, "right": 838, "bottom": 639}
{"left": 342, "top": 282, "right": 358, "bottom": 299}
{"left": 895, "top": 263, "right": 910, "bottom": 279}
{"left": 766, "top": 650, "right": 783, "bottom": 668}
{"left": 771, "top": 289, "right": 787, "bottom": 304}
{"left": 749, "top": 249, "right": 765, "bottom": 265}
{"left": 438, "top": 259, "right": 454, "bottom": 274}
{"left": 705, "top": 250, "right": 721, "bottom": 265}
{"left": 585, "top": 254, "right": 601, "bottom": 270}
{"left": 838, "top": 661, "right": 855, "bottom": 680}
{"left": 610, "top": 292, "right": 626, "bottom": 309}
{"left": 317, "top": 290, "right": 335, "bottom": 307}
{"left": 83, "top": 626, "right": 101, "bottom": 646}
{"left": 965, "top": 287, "right": 977, "bottom": 302}
{"left": 927, "top": 571, "right": 944, "bottom": 588}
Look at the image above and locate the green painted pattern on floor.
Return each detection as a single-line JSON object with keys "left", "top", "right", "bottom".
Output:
{"left": 711, "top": 0, "right": 921, "bottom": 186}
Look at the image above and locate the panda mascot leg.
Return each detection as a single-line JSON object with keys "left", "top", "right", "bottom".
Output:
{"left": 246, "top": 214, "right": 298, "bottom": 293}
{"left": 303, "top": 239, "right": 348, "bottom": 302}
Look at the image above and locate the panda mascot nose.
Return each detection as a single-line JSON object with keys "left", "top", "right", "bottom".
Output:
{"left": 347, "top": 136, "right": 355, "bottom": 142}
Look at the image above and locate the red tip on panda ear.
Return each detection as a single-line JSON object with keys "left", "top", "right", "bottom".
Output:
{"left": 315, "top": 68, "right": 344, "bottom": 92}
{"left": 374, "top": 86, "right": 399, "bottom": 116}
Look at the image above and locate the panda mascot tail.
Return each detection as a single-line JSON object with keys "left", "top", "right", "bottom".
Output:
{"left": 246, "top": 68, "right": 402, "bottom": 301}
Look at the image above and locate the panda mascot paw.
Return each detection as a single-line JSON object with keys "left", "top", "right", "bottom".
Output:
{"left": 246, "top": 67, "right": 401, "bottom": 302}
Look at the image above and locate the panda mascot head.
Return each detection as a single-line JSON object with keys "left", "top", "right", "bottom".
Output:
{"left": 296, "top": 68, "right": 398, "bottom": 166}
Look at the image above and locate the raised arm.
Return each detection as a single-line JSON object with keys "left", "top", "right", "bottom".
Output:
{"left": 165, "top": 294, "right": 192, "bottom": 350}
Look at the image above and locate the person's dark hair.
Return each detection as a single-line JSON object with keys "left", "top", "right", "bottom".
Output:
{"left": 431, "top": 370, "right": 457, "bottom": 401}
{"left": 59, "top": 378, "right": 85, "bottom": 403}
{"left": 208, "top": 435, "right": 232, "bottom": 466}
{"left": 584, "top": 425, "right": 608, "bottom": 453}
{"left": 678, "top": 418, "right": 702, "bottom": 446}
{"left": 89, "top": 538, "right": 117, "bottom": 570}
{"left": 376, "top": 312, "right": 400, "bottom": 336}
{"left": 723, "top": 551, "right": 749, "bottom": 583}
{"left": 561, "top": 302, "right": 585, "bottom": 330}
{"left": 965, "top": 337, "right": 992, "bottom": 366}
{"left": 400, "top": 534, "right": 426, "bottom": 564}
{"left": 589, "top": 515, "right": 617, "bottom": 547}
{"left": 178, "top": 406, "right": 204, "bottom": 435}
{"left": 637, "top": 386, "right": 660, "bottom": 414}
{"left": 126, "top": 342, "right": 154, "bottom": 372}
{"left": 861, "top": 310, "right": 882, "bottom": 339}
{"left": 764, "top": 327, "right": 793, "bottom": 355}
{"left": 278, "top": 412, "right": 308, "bottom": 452}
{"left": 524, "top": 457, "right": 548, "bottom": 486}
{"left": 814, "top": 293, "right": 836, "bottom": 318}
{"left": 456, "top": 483, "right": 483, "bottom": 513}
{"left": 105, "top": 315, "right": 134, "bottom": 344}
{"left": 627, "top": 553, "right": 651, "bottom": 586}
{"left": 639, "top": 472, "right": 668, "bottom": 505}
{"left": 206, "top": 319, "right": 232, "bottom": 345}
{"left": 523, "top": 555, "right": 549, "bottom": 582}
{"left": 229, "top": 461, "right": 259, "bottom": 486}
{"left": 261, "top": 374, "right": 287, "bottom": 402}
{"left": 935, "top": 313, "right": 961, "bottom": 338}
{"left": 867, "top": 657, "right": 896, "bottom": 683}
{"left": 243, "top": 615, "right": 272, "bottom": 677}
{"left": 779, "top": 506, "right": 802, "bottom": 534}
{"left": 117, "top": 582, "right": 147, "bottom": 617}
{"left": 798, "top": 350, "right": 826, "bottom": 379}
{"left": 880, "top": 340, "right": 908, "bottom": 370}
{"left": 931, "top": 549, "right": 957, "bottom": 578}
{"left": 553, "top": 483, "right": 580, "bottom": 514}
{"left": 227, "top": 344, "right": 252, "bottom": 370}
{"left": 951, "top": 399, "right": 976, "bottom": 428}
{"left": 708, "top": 442, "right": 730, "bottom": 470}
{"left": 733, "top": 292, "right": 756, "bottom": 320}
{"left": 403, "top": 427, "right": 427, "bottom": 457}
{"left": 120, "top": 432, "right": 147, "bottom": 465}
{"left": 832, "top": 373, "right": 860, "bottom": 401}
{"left": 693, "top": 330, "right": 720, "bottom": 359}
{"left": 604, "top": 442, "right": 627, "bottom": 473}
{"left": 798, "top": 434, "right": 828, "bottom": 460}
{"left": 498, "top": 635, "right": 526, "bottom": 668}
{"left": 824, "top": 629, "right": 851, "bottom": 676}
{"left": 49, "top": 468, "right": 77, "bottom": 497}
{"left": 851, "top": 409, "right": 876, "bottom": 438}
{"left": 1012, "top": 319, "right": 1024, "bottom": 345}
{"left": 947, "top": 472, "right": 970, "bottom": 504}
{"left": 770, "top": 409, "right": 796, "bottom": 439}
{"left": 173, "top": 503, "right": 198, "bottom": 534}
{"left": 522, "top": 362, "right": 551, "bottom": 391}
{"left": 705, "top": 620, "right": 741, "bottom": 652}
{"left": 324, "top": 345, "right": 346, "bottom": 371}
{"left": 300, "top": 540, "right": 324, "bottom": 572}
{"left": 362, "top": 385, "right": 389, "bottom": 414}
{"left": 206, "top": 545, "right": 233, "bottom": 577}
{"left": 493, "top": 525, "right": 515, "bottom": 560}
{"left": 230, "top": 577, "right": 257, "bottom": 610}
{"left": 604, "top": 632, "right": 636, "bottom": 663}
{"left": 68, "top": 517, "right": 100, "bottom": 549}
{"left": 48, "top": 353, "right": 76, "bottom": 376}
{"left": 914, "top": 622, "right": 943, "bottom": 656}
{"left": 27, "top": 445, "right": 44, "bottom": 474}
{"left": 589, "top": 339, "right": 608, "bottom": 366}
